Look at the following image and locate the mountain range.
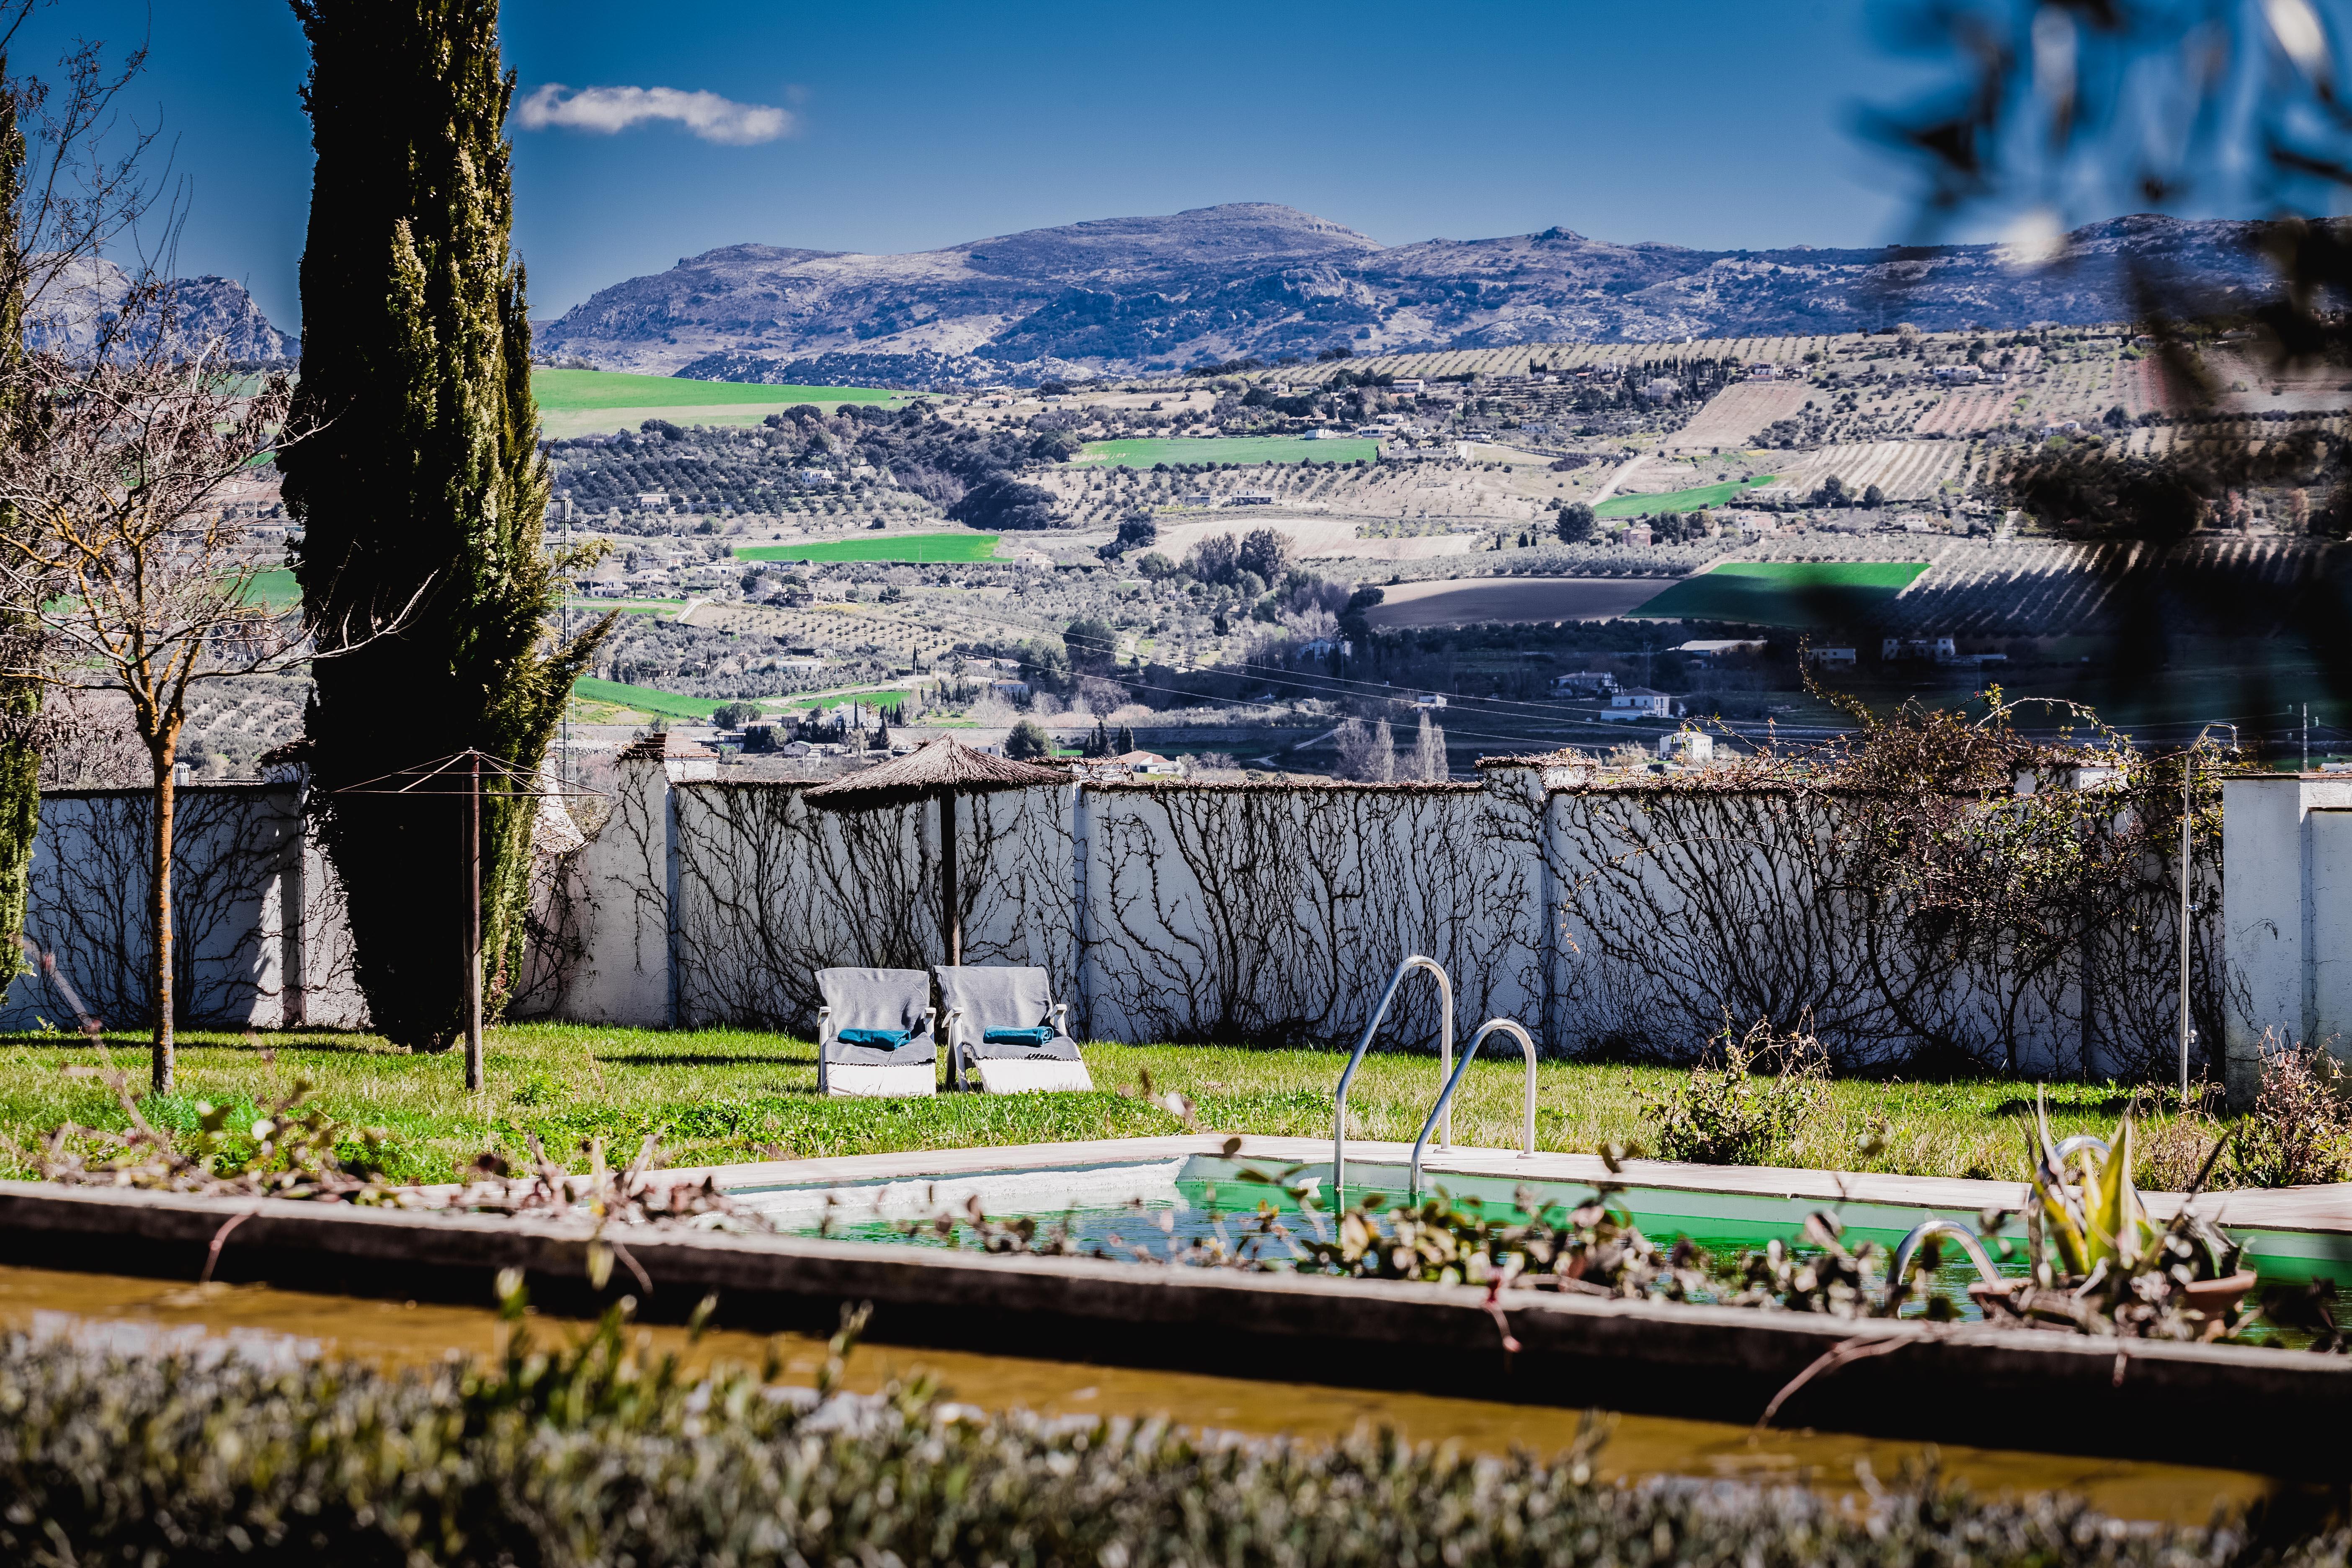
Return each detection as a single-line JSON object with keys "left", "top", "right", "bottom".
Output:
{"left": 30, "top": 258, "right": 297, "bottom": 363}
{"left": 531, "top": 203, "right": 2286, "bottom": 387}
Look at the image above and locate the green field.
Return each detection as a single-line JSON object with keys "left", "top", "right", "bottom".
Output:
{"left": 243, "top": 568, "right": 301, "bottom": 608}
{"left": 1630, "top": 560, "right": 1930, "bottom": 628}
{"left": 570, "top": 677, "right": 729, "bottom": 720}
{"left": 532, "top": 369, "right": 895, "bottom": 413}
{"left": 1076, "top": 436, "right": 1380, "bottom": 468}
{"left": 737, "top": 533, "right": 999, "bottom": 565}
{"left": 1595, "top": 476, "right": 1777, "bottom": 518}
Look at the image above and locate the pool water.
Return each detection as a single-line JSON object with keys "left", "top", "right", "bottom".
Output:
{"left": 735, "top": 1154, "right": 2348, "bottom": 1331}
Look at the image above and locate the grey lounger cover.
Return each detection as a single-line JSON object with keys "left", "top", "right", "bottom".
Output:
{"left": 816, "top": 967, "right": 939, "bottom": 1065}
{"left": 933, "top": 965, "right": 1081, "bottom": 1063}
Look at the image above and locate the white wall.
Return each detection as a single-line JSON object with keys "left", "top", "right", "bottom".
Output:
{"left": 2223, "top": 774, "right": 2352, "bottom": 1102}
{"left": 0, "top": 761, "right": 2248, "bottom": 1083}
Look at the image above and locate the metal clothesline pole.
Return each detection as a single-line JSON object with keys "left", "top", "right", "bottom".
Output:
{"left": 467, "top": 749, "right": 482, "bottom": 1092}
{"left": 334, "top": 748, "right": 599, "bottom": 1091}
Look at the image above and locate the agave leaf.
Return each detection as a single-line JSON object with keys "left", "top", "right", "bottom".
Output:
{"left": 2030, "top": 1087, "right": 2090, "bottom": 1276}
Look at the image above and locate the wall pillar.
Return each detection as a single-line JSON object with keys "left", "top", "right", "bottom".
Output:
{"left": 567, "top": 733, "right": 714, "bottom": 1027}
{"left": 2221, "top": 773, "right": 2352, "bottom": 1108}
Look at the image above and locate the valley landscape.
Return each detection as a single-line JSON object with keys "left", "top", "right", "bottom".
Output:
{"left": 176, "top": 206, "right": 2352, "bottom": 777}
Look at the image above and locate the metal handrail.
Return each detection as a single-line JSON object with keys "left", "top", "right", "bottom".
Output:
{"left": 1332, "top": 955, "right": 1453, "bottom": 1197}
{"left": 2052, "top": 1134, "right": 2111, "bottom": 1166}
{"left": 1409, "top": 1018, "right": 1537, "bottom": 1200}
{"left": 1888, "top": 1218, "right": 2004, "bottom": 1301}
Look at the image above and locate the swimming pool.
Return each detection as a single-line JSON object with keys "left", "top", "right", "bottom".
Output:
{"left": 717, "top": 1136, "right": 2352, "bottom": 1306}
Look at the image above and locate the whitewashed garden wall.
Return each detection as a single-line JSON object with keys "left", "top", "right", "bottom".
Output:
{"left": 0, "top": 749, "right": 2249, "bottom": 1081}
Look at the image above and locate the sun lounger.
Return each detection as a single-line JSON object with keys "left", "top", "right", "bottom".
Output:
{"left": 815, "top": 967, "right": 938, "bottom": 1098}
{"left": 933, "top": 965, "right": 1093, "bottom": 1093}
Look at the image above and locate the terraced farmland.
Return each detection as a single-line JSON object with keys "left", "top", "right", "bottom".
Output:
{"left": 1749, "top": 441, "right": 1973, "bottom": 502}
{"left": 1076, "top": 436, "right": 1379, "bottom": 467}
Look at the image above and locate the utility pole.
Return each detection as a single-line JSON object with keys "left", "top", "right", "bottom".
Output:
{"left": 2304, "top": 702, "right": 2311, "bottom": 772}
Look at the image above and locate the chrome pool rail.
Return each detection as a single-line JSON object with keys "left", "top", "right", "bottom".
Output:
{"left": 1332, "top": 955, "right": 1454, "bottom": 1197}
{"left": 2051, "top": 1134, "right": 2111, "bottom": 1165}
{"left": 1888, "top": 1218, "right": 2004, "bottom": 1299}
{"left": 1408, "top": 1018, "right": 1537, "bottom": 1200}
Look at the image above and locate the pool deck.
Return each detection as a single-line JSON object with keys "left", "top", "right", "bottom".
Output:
{"left": 670, "top": 1134, "right": 2352, "bottom": 1238}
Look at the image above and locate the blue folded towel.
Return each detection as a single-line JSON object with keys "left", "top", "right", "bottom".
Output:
{"left": 836, "top": 1026, "right": 912, "bottom": 1049}
{"left": 982, "top": 1026, "right": 1056, "bottom": 1047}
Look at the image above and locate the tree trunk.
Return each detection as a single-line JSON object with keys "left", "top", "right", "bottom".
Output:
{"left": 149, "top": 725, "right": 179, "bottom": 1094}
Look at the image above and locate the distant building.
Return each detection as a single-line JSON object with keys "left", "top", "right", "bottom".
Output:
{"left": 1657, "top": 730, "right": 1716, "bottom": 764}
{"left": 1803, "top": 646, "right": 1858, "bottom": 667}
{"left": 1413, "top": 693, "right": 1448, "bottom": 709}
{"left": 988, "top": 679, "right": 1033, "bottom": 701}
{"left": 1390, "top": 379, "right": 1426, "bottom": 396}
{"left": 1225, "top": 492, "right": 1274, "bottom": 506}
{"left": 1179, "top": 492, "right": 1213, "bottom": 506}
{"left": 1893, "top": 513, "right": 1937, "bottom": 532}
{"left": 1300, "top": 428, "right": 1337, "bottom": 440}
{"left": 634, "top": 493, "right": 668, "bottom": 509}
{"left": 1881, "top": 636, "right": 1958, "bottom": 663}
{"left": 1552, "top": 671, "right": 1618, "bottom": 696}
{"left": 1932, "top": 365, "right": 1986, "bottom": 383}
{"left": 1746, "top": 362, "right": 1778, "bottom": 379}
{"left": 1604, "top": 687, "right": 1673, "bottom": 720}
{"left": 1618, "top": 523, "right": 1653, "bottom": 547}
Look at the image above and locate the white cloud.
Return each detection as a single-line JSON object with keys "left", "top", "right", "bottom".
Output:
{"left": 516, "top": 83, "right": 794, "bottom": 145}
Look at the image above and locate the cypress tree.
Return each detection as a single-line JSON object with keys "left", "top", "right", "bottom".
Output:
{"left": 0, "top": 67, "right": 41, "bottom": 959}
{"left": 281, "top": 0, "right": 609, "bottom": 1048}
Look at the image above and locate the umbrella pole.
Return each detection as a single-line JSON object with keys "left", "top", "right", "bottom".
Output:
{"left": 940, "top": 789, "right": 960, "bottom": 965}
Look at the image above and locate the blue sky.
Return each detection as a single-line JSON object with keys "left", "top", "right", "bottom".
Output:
{"left": 33, "top": 1, "right": 1952, "bottom": 331}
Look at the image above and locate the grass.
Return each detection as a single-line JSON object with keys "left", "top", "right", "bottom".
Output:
{"left": 1594, "top": 477, "right": 1777, "bottom": 518}
{"left": 737, "top": 533, "right": 998, "bottom": 565}
{"left": 1629, "top": 560, "right": 1931, "bottom": 628}
{"left": 0, "top": 1023, "right": 2168, "bottom": 1188}
{"left": 531, "top": 369, "right": 895, "bottom": 413}
{"left": 570, "top": 678, "right": 727, "bottom": 720}
{"left": 1075, "top": 436, "right": 1381, "bottom": 468}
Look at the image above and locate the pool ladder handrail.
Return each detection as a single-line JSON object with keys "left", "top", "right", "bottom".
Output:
{"left": 1333, "top": 955, "right": 1453, "bottom": 1198}
{"left": 1888, "top": 1218, "right": 2004, "bottom": 1300}
{"left": 1409, "top": 1018, "right": 1537, "bottom": 1200}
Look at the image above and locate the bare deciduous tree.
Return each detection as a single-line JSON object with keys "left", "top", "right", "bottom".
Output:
{"left": 0, "top": 333, "right": 406, "bottom": 1091}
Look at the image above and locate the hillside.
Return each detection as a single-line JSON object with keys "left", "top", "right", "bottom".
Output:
{"left": 533, "top": 205, "right": 2286, "bottom": 385}
{"left": 30, "top": 258, "right": 296, "bottom": 362}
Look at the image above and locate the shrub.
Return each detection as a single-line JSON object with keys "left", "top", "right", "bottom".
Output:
{"left": 1004, "top": 719, "right": 1051, "bottom": 761}
{"left": 2231, "top": 1044, "right": 2352, "bottom": 1187}
{"left": 0, "top": 1292, "right": 2320, "bottom": 1566}
{"left": 1640, "top": 1019, "right": 1827, "bottom": 1165}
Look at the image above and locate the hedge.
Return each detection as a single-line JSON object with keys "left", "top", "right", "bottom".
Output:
{"left": 0, "top": 1299, "right": 2337, "bottom": 1567}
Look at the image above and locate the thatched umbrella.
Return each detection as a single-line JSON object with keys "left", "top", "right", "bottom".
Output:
{"left": 803, "top": 737, "right": 1064, "bottom": 962}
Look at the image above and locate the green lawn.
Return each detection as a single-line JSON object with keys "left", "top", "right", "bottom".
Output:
{"left": 0, "top": 1023, "right": 2171, "bottom": 1189}
{"left": 1594, "top": 476, "right": 1777, "bottom": 518}
{"left": 737, "top": 533, "right": 999, "bottom": 565}
{"left": 1630, "top": 560, "right": 1930, "bottom": 628}
{"left": 532, "top": 369, "right": 895, "bottom": 413}
{"left": 1076, "top": 436, "right": 1380, "bottom": 468}
{"left": 570, "top": 677, "right": 727, "bottom": 720}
